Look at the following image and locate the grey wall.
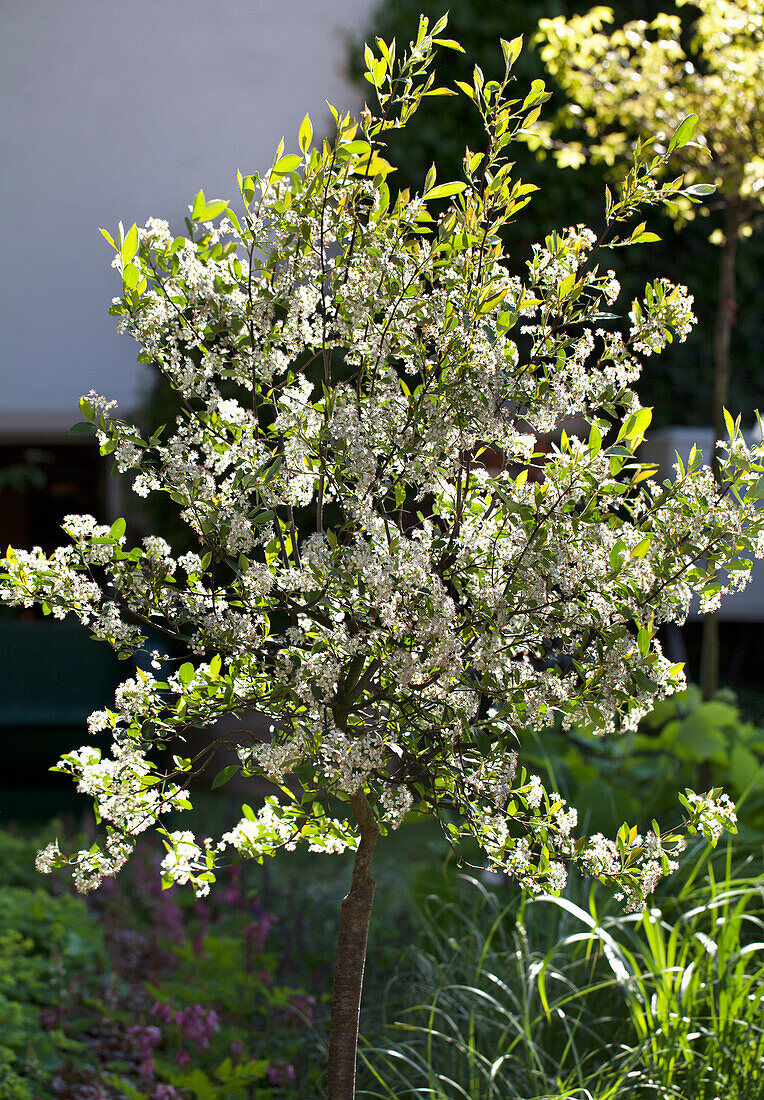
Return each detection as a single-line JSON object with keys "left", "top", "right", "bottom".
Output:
{"left": 0, "top": 0, "right": 378, "bottom": 423}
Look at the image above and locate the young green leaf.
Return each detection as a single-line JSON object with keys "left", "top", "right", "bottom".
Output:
{"left": 212, "top": 765, "right": 240, "bottom": 790}
{"left": 668, "top": 113, "right": 698, "bottom": 152}
{"left": 422, "top": 181, "right": 467, "bottom": 200}
{"left": 298, "top": 113, "right": 313, "bottom": 153}
{"left": 273, "top": 154, "right": 303, "bottom": 175}
{"left": 121, "top": 223, "right": 138, "bottom": 264}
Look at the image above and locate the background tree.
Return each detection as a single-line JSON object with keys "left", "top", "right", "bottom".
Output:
{"left": 350, "top": 0, "right": 764, "bottom": 428}
{"left": 531, "top": 1, "right": 764, "bottom": 444}
{"left": 529, "top": 0, "right": 764, "bottom": 699}
{"left": 1, "top": 18, "right": 759, "bottom": 1098}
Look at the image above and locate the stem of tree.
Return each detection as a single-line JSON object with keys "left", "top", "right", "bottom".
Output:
{"left": 711, "top": 199, "right": 741, "bottom": 478}
{"left": 327, "top": 790, "right": 380, "bottom": 1100}
{"left": 701, "top": 199, "right": 740, "bottom": 711}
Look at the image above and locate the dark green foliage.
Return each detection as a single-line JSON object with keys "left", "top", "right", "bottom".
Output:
{"left": 0, "top": 829, "right": 107, "bottom": 1098}
{"left": 0, "top": 827, "right": 325, "bottom": 1098}
{"left": 522, "top": 686, "right": 764, "bottom": 838}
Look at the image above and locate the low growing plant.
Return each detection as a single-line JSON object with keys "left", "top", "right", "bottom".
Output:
{"left": 3, "top": 15, "right": 764, "bottom": 1096}
{"left": 0, "top": 826, "right": 327, "bottom": 1098}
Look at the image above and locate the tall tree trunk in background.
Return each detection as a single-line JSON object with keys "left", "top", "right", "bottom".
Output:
{"left": 700, "top": 199, "right": 741, "bottom": 706}
{"left": 327, "top": 790, "right": 380, "bottom": 1100}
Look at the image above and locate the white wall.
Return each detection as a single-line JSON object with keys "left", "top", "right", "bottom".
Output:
{"left": 0, "top": 0, "right": 379, "bottom": 422}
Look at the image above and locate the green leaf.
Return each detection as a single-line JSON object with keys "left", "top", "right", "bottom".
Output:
{"left": 522, "top": 79, "right": 547, "bottom": 110}
{"left": 100, "top": 227, "right": 117, "bottom": 249}
{"left": 729, "top": 742, "right": 764, "bottom": 793}
{"left": 211, "top": 765, "right": 240, "bottom": 790}
{"left": 189, "top": 190, "right": 229, "bottom": 221}
{"left": 433, "top": 38, "right": 465, "bottom": 52}
{"left": 747, "top": 475, "right": 764, "bottom": 500}
{"left": 589, "top": 424, "right": 602, "bottom": 457}
{"left": 121, "top": 223, "right": 138, "bottom": 263}
{"left": 631, "top": 231, "right": 661, "bottom": 244}
{"left": 191, "top": 189, "right": 207, "bottom": 220}
{"left": 685, "top": 183, "right": 716, "bottom": 197}
{"left": 617, "top": 407, "right": 653, "bottom": 444}
{"left": 298, "top": 113, "right": 313, "bottom": 153}
{"left": 109, "top": 517, "right": 126, "bottom": 540}
{"left": 273, "top": 154, "right": 302, "bottom": 175}
{"left": 241, "top": 175, "right": 256, "bottom": 204}
{"left": 668, "top": 114, "right": 698, "bottom": 152}
{"left": 122, "top": 263, "right": 140, "bottom": 290}
{"left": 200, "top": 198, "right": 228, "bottom": 220}
{"left": 500, "top": 35, "right": 523, "bottom": 70}
{"left": 178, "top": 662, "right": 195, "bottom": 687}
{"left": 422, "top": 181, "right": 467, "bottom": 200}
{"left": 609, "top": 538, "right": 626, "bottom": 573}
{"left": 675, "top": 705, "right": 731, "bottom": 763}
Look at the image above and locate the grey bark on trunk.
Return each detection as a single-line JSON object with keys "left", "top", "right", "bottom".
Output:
{"left": 326, "top": 790, "right": 379, "bottom": 1100}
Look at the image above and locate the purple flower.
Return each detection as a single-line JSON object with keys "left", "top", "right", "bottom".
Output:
{"left": 267, "top": 1063, "right": 296, "bottom": 1085}
{"left": 151, "top": 1000, "right": 175, "bottom": 1024}
{"left": 245, "top": 909, "right": 275, "bottom": 954}
{"left": 157, "top": 894, "right": 184, "bottom": 941}
{"left": 128, "top": 1024, "right": 162, "bottom": 1083}
{"left": 175, "top": 1003, "right": 220, "bottom": 1049}
{"left": 139, "top": 1059, "right": 155, "bottom": 1084}
{"left": 154, "top": 1088, "right": 179, "bottom": 1100}
{"left": 222, "top": 865, "right": 242, "bottom": 906}
{"left": 128, "top": 1024, "right": 162, "bottom": 1047}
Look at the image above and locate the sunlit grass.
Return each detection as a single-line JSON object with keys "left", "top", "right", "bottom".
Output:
{"left": 359, "top": 847, "right": 764, "bottom": 1099}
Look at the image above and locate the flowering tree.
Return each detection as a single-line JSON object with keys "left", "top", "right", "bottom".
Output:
{"left": 3, "top": 16, "right": 763, "bottom": 1098}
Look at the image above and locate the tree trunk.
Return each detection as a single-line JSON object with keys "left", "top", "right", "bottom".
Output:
{"left": 711, "top": 198, "right": 741, "bottom": 480}
{"left": 700, "top": 200, "right": 740, "bottom": 707}
{"left": 699, "top": 611, "right": 720, "bottom": 704}
{"left": 327, "top": 790, "right": 380, "bottom": 1100}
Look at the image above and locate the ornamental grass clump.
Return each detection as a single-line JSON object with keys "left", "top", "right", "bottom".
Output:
{"left": 3, "top": 15, "right": 764, "bottom": 1097}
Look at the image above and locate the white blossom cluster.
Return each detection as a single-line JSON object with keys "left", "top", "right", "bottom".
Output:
{"left": 683, "top": 789, "right": 738, "bottom": 844}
